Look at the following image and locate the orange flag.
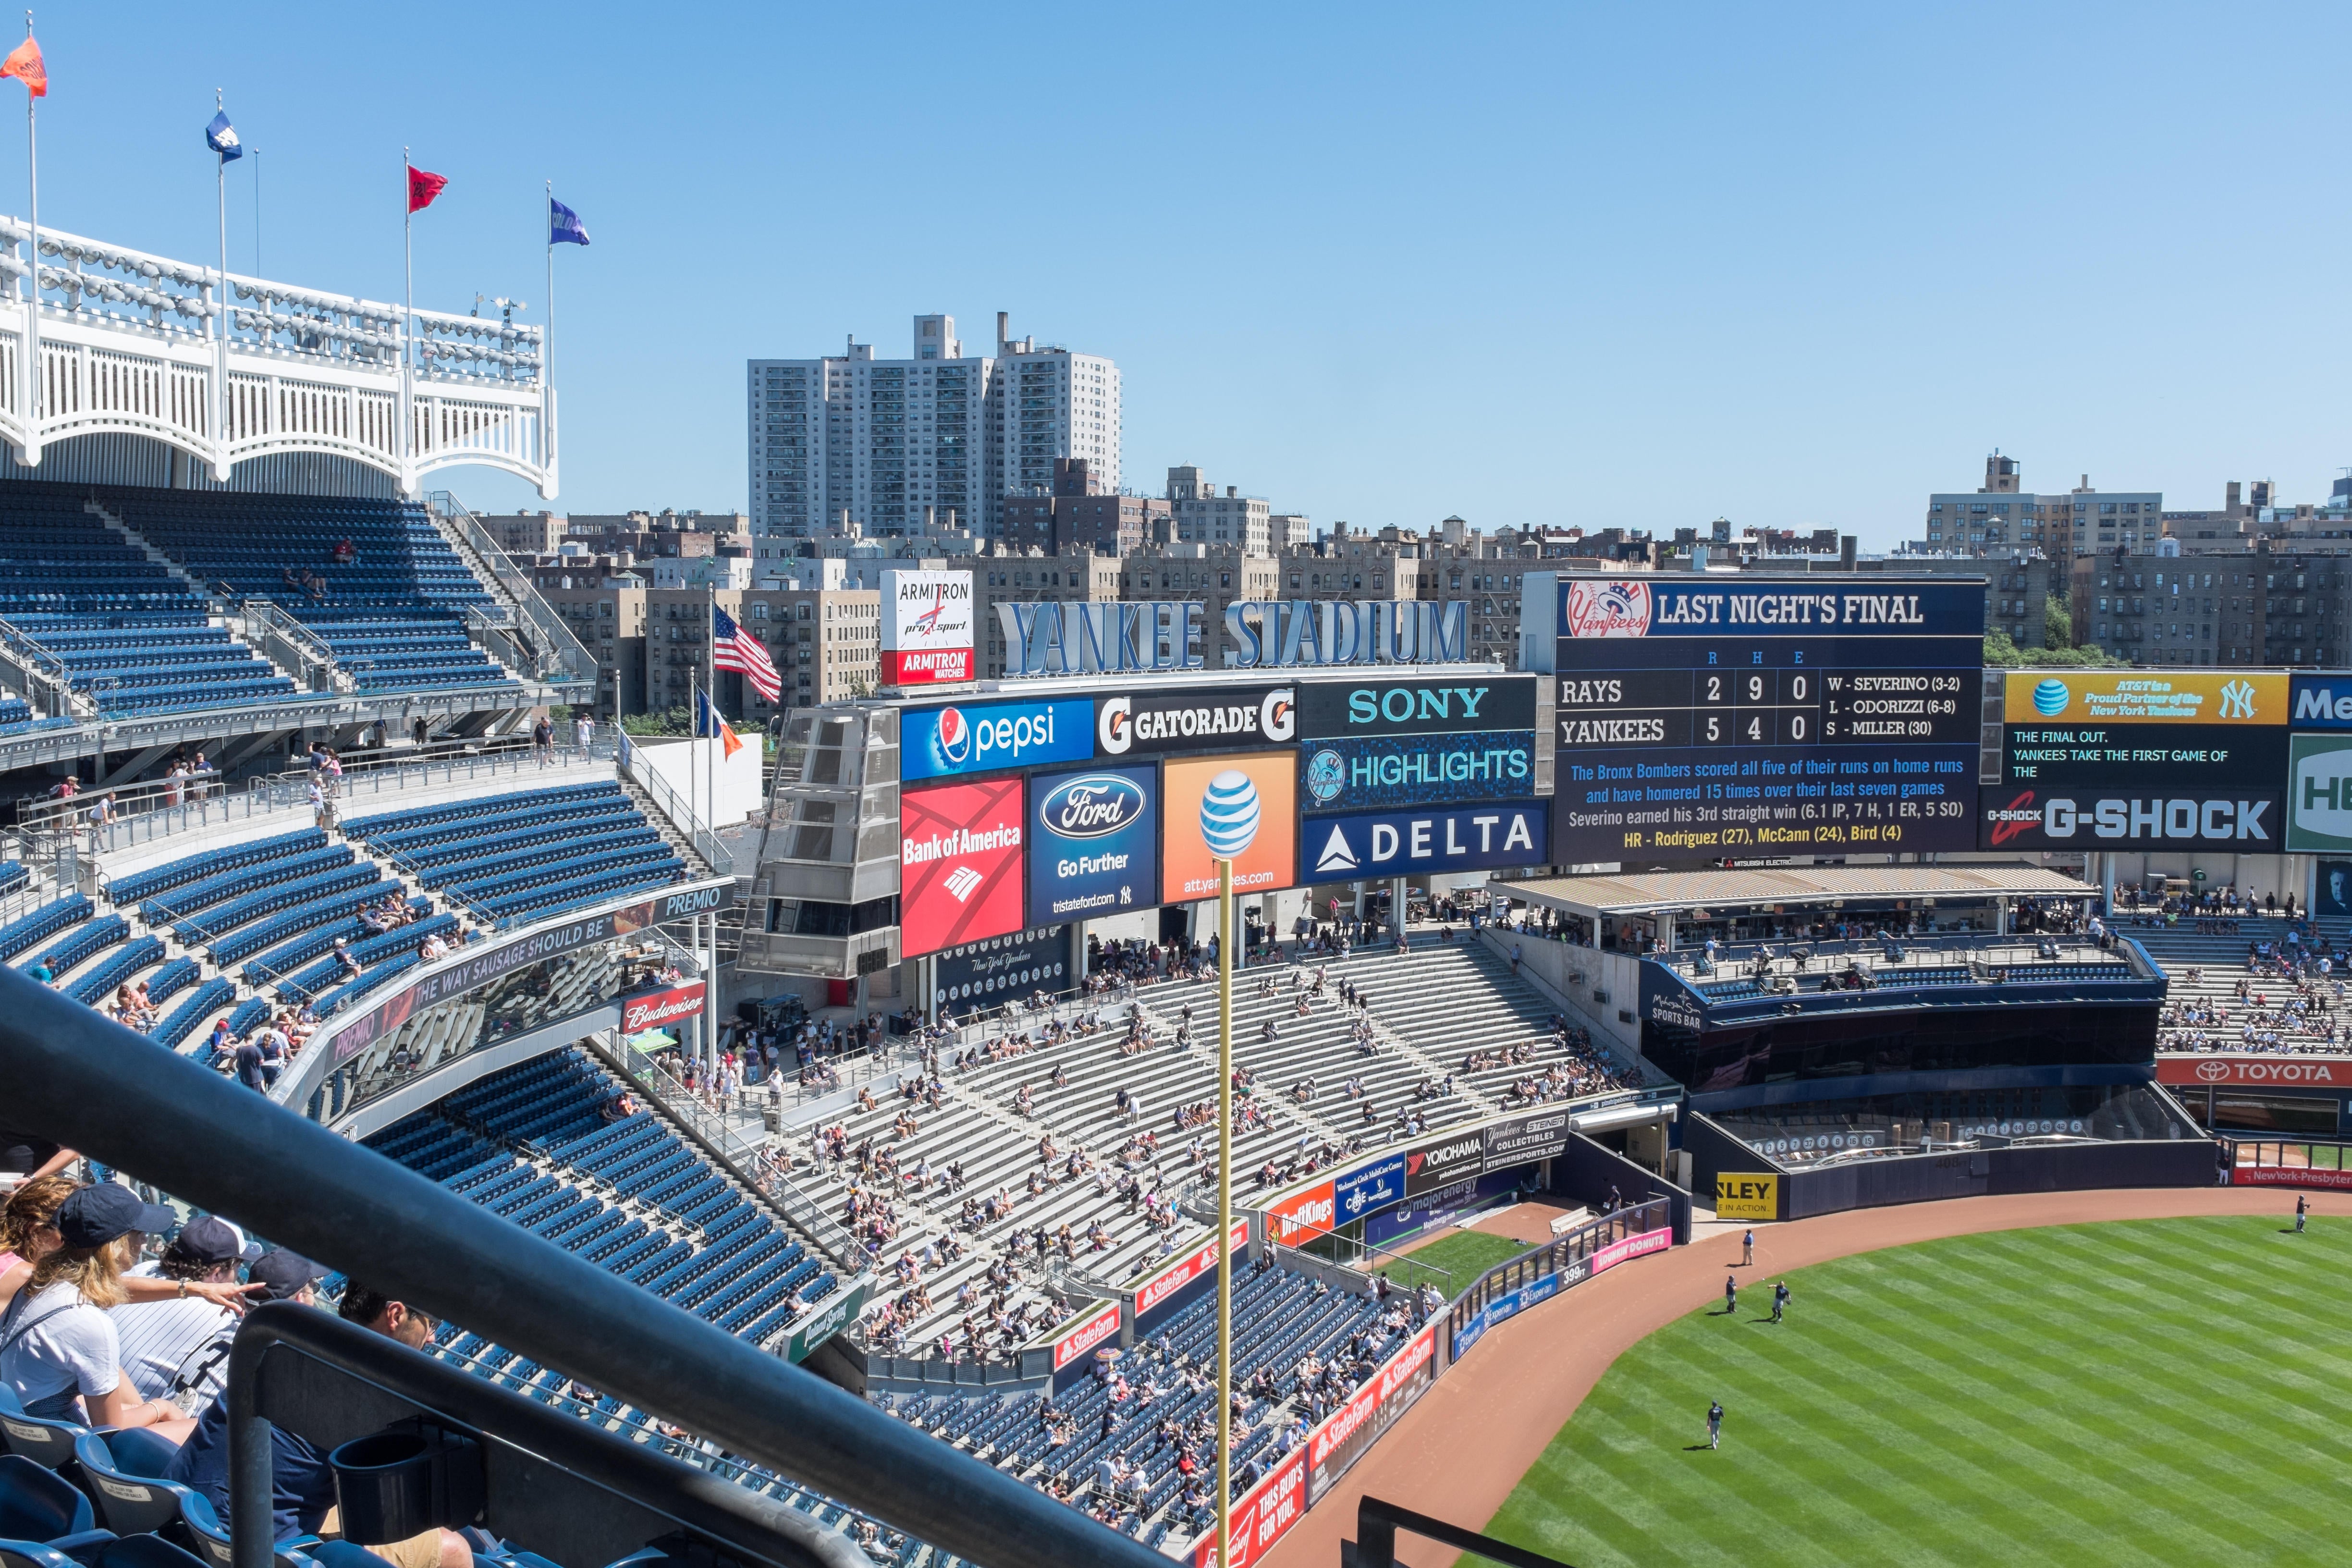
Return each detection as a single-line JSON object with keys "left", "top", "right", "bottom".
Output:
{"left": 0, "top": 35, "right": 46, "bottom": 98}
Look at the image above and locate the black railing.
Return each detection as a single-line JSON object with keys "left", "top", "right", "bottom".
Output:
{"left": 1345, "top": 1496, "right": 1573, "bottom": 1568}
{"left": 0, "top": 963, "right": 1164, "bottom": 1568}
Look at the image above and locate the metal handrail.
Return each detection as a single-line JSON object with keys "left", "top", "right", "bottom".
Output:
{"left": 1349, "top": 1495, "right": 1572, "bottom": 1568}
{"left": 617, "top": 736, "right": 736, "bottom": 878}
{"left": 426, "top": 491, "right": 597, "bottom": 686}
{"left": 0, "top": 608, "right": 86, "bottom": 718}
{"left": 0, "top": 963, "right": 1168, "bottom": 1568}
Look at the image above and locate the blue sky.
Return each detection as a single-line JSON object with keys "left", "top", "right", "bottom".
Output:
{"left": 17, "top": 3, "right": 2349, "bottom": 545}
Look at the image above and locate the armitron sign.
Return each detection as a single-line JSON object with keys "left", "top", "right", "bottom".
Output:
{"left": 2155, "top": 1055, "right": 2352, "bottom": 1089}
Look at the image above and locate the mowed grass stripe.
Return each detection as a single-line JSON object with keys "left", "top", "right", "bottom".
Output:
{"left": 1484, "top": 1217, "right": 2352, "bottom": 1566}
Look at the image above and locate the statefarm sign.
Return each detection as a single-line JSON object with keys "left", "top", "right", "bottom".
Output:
{"left": 620, "top": 982, "right": 705, "bottom": 1034}
{"left": 1050, "top": 1300, "right": 1120, "bottom": 1372}
{"left": 1305, "top": 1323, "right": 1438, "bottom": 1499}
{"left": 2156, "top": 1055, "right": 2352, "bottom": 1089}
{"left": 1133, "top": 1219, "right": 1248, "bottom": 1324}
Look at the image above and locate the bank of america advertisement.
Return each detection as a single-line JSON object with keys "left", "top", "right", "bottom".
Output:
{"left": 1981, "top": 670, "right": 2288, "bottom": 851}
{"left": 900, "top": 777, "right": 1027, "bottom": 958}
{"left": 1027, "top": 764, "right": 1159, "bottom": 919}
{"left": 880, "top": 569, "right": 975, "bottom": 686}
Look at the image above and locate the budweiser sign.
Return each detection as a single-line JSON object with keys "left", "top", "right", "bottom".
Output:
{"left": 1134, "top": 1220, "right": 1247, "bottom": 1322}
{"left": 2156, "top": 1054, "right": 2352, "bottom": 1088}
{"left": 1050, "top": 1301, "right": 1120, "bottom": 1371}
{"left": 1196, "top": 1445, "right": 1307, "bottom": 1568}
{"left": 621, "top": 983, "right": 705, "bottom": 1034}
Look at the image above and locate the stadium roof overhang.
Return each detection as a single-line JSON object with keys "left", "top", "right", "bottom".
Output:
{"left": 1499, "top": 862, "right": 2099, "bottom": 921}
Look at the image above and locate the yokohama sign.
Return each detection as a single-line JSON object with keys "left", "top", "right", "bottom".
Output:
{"left": 1306, "top": 1324, "right": 1438, "bottom": 1500}
{"left": 620, "top": 983, "right": 705, "bottom": 1034}
{"left": 1195, "top": 1445, "right": 1307, "bottom": 1568}
{"left": 2156, "top": 1055, "right": 2352, "bottom": 1088}
{"left": 1050, "top": 1301, "right": 1121, "bottom": 1372}
{"left": 1133, "top": 1220, "right": 1247, "bottom": 1325}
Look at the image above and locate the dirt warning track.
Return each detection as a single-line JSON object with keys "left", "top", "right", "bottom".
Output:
{"left": 1262, "top": 1186, "right": 2299, "bottom": 1568}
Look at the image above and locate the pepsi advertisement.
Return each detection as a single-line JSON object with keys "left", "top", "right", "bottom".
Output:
{"left": 1302, "top": 732, "right": 1536, "bottom": 811}
{"left": 1301, "top": 802, "right": 1548, "bottom": 882}
{"left": 902, "top": 698, "right": 1094, "bottom": 781}
{"left": 1027, "top": 764, "right": 1160, "bottom": 920}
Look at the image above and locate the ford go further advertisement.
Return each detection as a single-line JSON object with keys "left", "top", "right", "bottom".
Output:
{"left": 1026, "top": 763, "right": 1159, "bottom": 920}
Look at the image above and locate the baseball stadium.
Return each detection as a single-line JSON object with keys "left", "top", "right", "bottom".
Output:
{"left": 7, "top": 58, "right": 2352, "bottom": 1568}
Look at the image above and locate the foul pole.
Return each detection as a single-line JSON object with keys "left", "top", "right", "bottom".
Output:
{"left": 1214, "top": 854, "right": 1234, "bottom": 1567}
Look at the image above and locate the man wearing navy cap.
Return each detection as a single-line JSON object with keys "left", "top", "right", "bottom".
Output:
{"left": 112, "top": 1214, "right": 255, "bottom": 1409}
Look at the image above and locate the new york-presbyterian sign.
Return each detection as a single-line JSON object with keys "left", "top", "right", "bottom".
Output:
{"left": 997, "top": 598, "right": 1470, "bottom": 676}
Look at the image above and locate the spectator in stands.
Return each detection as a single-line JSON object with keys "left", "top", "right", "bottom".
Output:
{"left": 0, "top": 1174, "right": 75, "bottom": 1274}
{"left": 333, "top": 937, "right": 364, "bottom": 981}
{"left": 0, "top": 1184, "right": 187, "bottom": 1429}
{"left": 233, "top": 1032, "right": 270, "bottom": 1092}
{"left": 0, "top": 1124, "right": 74, "bottom": 1185}
{"left": 170, "top": 1276, "right": 472, "bottom": 1568}
{"left": 533, "top": 715, "right": 554, "bottom": 764}
{"left": 24, "top": 959, "right": 53, "bottom": 986}
{"left": 574, "top": 714, "right": 594, "bottom": 751}
{"left": 112, "top": 1214, "right": 254, "bottom": 1411}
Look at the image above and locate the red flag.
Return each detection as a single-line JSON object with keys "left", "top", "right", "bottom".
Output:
{"left": 407, "top": 165, "right": 447, "bottom": 214}
{"left": 0, "top": 35, "right": 46, "bottom": 98}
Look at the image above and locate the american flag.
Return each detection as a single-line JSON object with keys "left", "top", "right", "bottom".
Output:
{"left": 712, "top": 606, "right": 783, "bottom": 702}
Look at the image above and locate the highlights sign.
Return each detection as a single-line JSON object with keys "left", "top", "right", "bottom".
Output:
{"left": 900, "top": 778, "right": 1026, "bottom": 958}
{"left": 1162, "top": 750, "right": 1297, "bottom": 900}
{"left": 880, "top": 569, "right": 974, "bottom": 686}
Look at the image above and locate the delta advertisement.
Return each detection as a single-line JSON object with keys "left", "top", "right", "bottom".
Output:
{"left": 900, "top": 698, "right": 1093, "bottom": 781}
{"left": 1301, "top": 802, "right": 1549, "bottom": 882}
{"left": 1162, "top": 751, "right": 1298, "bottom": 901}
{"left": 1981, "top": 671, "right": 2289, "bottom": 851}
{"left": 899, "top": 778, "right": 1027, "bottom": 959}
{"left": 1096, "top": 683, "right": 1295, "bottom": 758}
{"left": 1196, "top": 1445, "right": 1307, "bottom": 1568}
{"left": 1027, "top": 764, "right": 1159, "bottom": 920}
{"left": 1304, "top": 1323, "right": 1439, "bottom": 1502}
{"left": 1301, "top": 731, "right": 1536, "bottom": 812}
{"left": 879, "top": 569, "right": 975, "bottom": 687}
{"left": 1297, "top": 675, "right": 1538, "bottom": 740}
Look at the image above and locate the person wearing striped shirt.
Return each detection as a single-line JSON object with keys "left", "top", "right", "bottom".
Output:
{"left": 113, "top": 1214, "right": 256, "bottom": 1409}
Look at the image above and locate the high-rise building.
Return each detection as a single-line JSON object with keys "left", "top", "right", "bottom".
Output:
{"left": 1915, "top": 453, "right": 2161, "bottom": 556}
{"left": 747, "top": 312, "right": 1117, "bottom": 540}
{"left": 1167, "top": 466, "right": 1271, "bottom": 553}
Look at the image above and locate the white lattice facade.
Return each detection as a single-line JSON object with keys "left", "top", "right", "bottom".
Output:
{"left": 0, "top": 215, "right": 555, "bottom": 496}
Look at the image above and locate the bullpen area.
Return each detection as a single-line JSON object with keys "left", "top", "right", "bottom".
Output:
{"left": 1484, "top": 1216, "right": 2348, "bottom": 1566}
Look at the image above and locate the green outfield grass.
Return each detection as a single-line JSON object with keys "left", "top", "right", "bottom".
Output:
{"left": 1374, "top": 1227, "right": 1529, "bottom": 1293}
{"left": 1485, "top": 1217, "right": 2352, "bottom": 1566}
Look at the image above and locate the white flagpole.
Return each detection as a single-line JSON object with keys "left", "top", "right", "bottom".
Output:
{"left": 543, "top": 182, "right": 554, "bottom": 394}
{"left": 22, "top": 10, "right": 37, "bottom": 462}
{"left": 401, "top": 147, "right": 414, "bottom": 492}
{"left": 214, "top": 91, "right": 225, "bottom": 291}
{"left": 212, "top": 90, "right": 227, "bottom": 481}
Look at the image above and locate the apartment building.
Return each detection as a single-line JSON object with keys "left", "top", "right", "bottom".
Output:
{"left": 532, "top": 566, "right": 647, "bottom": 721}
{"left": 748, "top": 312, "right": 1116, "bottom": 540}
{"left": 639, "top": 586, "right": 882, "bottom": 717}
{"left": 998, "top": 459, "right": 1169, "bottom": 555}
{"left": 1918, "top": 453, "right": 2160, "bottom": 556}
{"left": 1167, "top": 466, "right": 1271, "bottom": 553}
{"left": 974, "top": 553, "right": 1125, "bottom": 679}
{"left": 2070, "top": 546, "right": 2352, "bottom": 668}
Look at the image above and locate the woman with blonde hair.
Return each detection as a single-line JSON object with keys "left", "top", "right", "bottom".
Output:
{"left": 0, "top": 1184, "right": 185, "bottom": 1428}
{"left": 3, "top": 1179, "right": 260, "bottom": 1317}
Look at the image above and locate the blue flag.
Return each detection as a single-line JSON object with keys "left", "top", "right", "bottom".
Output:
{"left": 549, "top": 196, "right": 589, "bottom": 246}
{"left": 205, "top": 109, "right": 242, "bottom": 163}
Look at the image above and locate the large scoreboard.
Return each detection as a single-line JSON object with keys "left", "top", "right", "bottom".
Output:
{"left": 1526, "top": 576, "right": 1984, "bottom": 861}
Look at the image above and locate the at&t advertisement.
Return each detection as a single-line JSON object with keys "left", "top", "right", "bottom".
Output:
{"left": 900, "top": 778, "right": 1027, "bottom": 958}
{"left": 1162, "top": 751, "right": 1298, "bottom": 900}
{"left": 1027, "top": 764, "right": 1159, "bottom": 920}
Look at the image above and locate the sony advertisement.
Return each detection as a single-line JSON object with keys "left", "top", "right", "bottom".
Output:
{"left": 1540, "top": 576, "right": 1984, "bottom": 861}
{"left": 900, "top": 778, "right": 1028, "bottom": 958}
{"left": 1982, "top": 671, "right": 2288, "bottom": 851}
{"left": 1300, "top": 802, "right": 1547, "bottom": 881}
{"left": 901, "top": 698, "right": 1094, "bottom": 781}
{"left": 879, "top": 569, "right": 975, "bottom": 687}
{"left": 1026, "top": 764, "right": 1160, "bottom": 920}
{"left": 1297, "top": 675, "right": 1536, "bottom": 740}
{"left": 1095, "top": 684, "right": 1296, "bottom": 758}
{"left": 1301, "top": 731, "right": 1536, "bottom": 811}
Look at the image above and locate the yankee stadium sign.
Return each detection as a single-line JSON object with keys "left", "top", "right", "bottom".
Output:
{"left": 997, "top": 598, "right": 1470, "bottom": 676}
